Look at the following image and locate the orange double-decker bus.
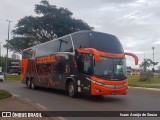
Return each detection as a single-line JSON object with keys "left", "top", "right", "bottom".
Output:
{"left": 21, "top": 30, "right": 138, "bottom": 97}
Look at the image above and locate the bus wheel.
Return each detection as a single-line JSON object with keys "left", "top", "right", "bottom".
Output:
{"left": 26, "top": 80, "right": 31, "bottom": 88}
{"left": 68, "top": 81, "right": 77, "bottom": 98}
{"left": 31, "top": 80, "right": 36, "bottom": 90}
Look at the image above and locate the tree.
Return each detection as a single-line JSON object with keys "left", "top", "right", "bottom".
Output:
{"left": 139, "top": 59, "right": 151, "bottom": 74}
{"left": 147, "top": 59, "right": 159, "bottom": 72}
{"left": 139, "top": 59, "right": 159, "bottom": 81}
{"left": 5, "top": 0, "right": 93, "bottom": 53}
{"left": 158, "top": 66, "right": 160, "bottom": 70}
{"left": 0, "top": 56, "right": 12, "bottom": 72}
{"left": 140, "top": 59, "right": 159, "bottom": 73}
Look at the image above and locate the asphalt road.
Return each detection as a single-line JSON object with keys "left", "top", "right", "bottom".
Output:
{"left": 0, "top": 80, "right": 160, "bottom": 120}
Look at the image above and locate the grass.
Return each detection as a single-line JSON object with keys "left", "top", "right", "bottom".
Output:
{"left": 128, "top": 76, "right": 160, "bottom": 88}
{"left": 4, "top": 75, "right": 20, "bottom": 81}
{"left": 0, "top": 89, "right": 12, "bottom": 100}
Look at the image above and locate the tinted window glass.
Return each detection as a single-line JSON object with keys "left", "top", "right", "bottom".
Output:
{"left": 83, "top": 54, "right": 93, "bottom": 75}
{"left": 94, "top": 57, "right": 127, "bottom": 80}
{"left": 23, "top": 49, "right": 34, "bottom": 58}
{"left": 35, "top": 40, "right": 59, "bottom": 57}
{"left": 59, "top": 36, "right": 73, "bottom": 52}
{"left": 89, "top": 32, "right": 124, "bottom": 54}
{"left": 72, "top": 32, "right": 90, "bottom": 50}
{"left": 52, "top": 40, "right": 60, "bottom": 53}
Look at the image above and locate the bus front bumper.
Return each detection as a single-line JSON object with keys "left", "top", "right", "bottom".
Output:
{"left": 91, "top": 82, "right": 128, "bottom": 95}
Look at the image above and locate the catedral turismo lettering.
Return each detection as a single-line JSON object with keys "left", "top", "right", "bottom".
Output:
{"left": 36, "top": 56, "right": 60, "bottom": 64}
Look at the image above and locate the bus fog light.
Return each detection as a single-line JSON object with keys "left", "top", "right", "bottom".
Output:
{"left": 95, "top": 88, "right": 101, "bottom": 92}
{"left": 124, "top": 83, "right": 128, "bottom": 86}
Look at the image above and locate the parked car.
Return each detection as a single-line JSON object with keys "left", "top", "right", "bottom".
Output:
{"left": 0, "top": 72, "right": 4, "bottom": 82}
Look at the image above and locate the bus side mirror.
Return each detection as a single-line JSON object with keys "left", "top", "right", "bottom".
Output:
{"left": 124, "top": 52, "right": 139, "bottom": 65}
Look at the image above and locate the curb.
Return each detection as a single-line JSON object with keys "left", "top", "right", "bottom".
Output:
{"left": 129, "top": 86, "right": 160, "bottom": 91}
{"left": 10, "top": 93, "right": 48, "bottom": 111}
{"left": 15, "top": 96, "right": 66, "bottom": 120}
{"left": 17, "top": 96, "right": 48, "bottom": 111}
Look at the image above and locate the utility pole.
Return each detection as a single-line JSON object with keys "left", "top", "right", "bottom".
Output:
{"left": 5, "top": 20, "right": 12, "bottom": 74}
{"left": 152, "top": 47, "right": 155, "bottom": 70}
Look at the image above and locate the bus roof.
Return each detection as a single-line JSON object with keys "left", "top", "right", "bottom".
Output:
{"left": 23, "top": 30, "right": 124, "bottom": 54}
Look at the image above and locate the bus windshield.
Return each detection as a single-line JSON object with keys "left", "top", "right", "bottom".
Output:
{"left": 94, "top": 57, "right": 127, "bottom": 80}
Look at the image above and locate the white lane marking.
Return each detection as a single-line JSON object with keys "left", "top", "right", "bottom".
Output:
{"left": 129, "top": 86, "right": 160, "bottom": 91}
{"left": 35, "top": 103, "right": 66, "bottom": 120}
{"left": 11, "top": 93, "right": 20, "bottom": 97}
{"left": 35, "top": 103, "right": 48, "bottom": 110}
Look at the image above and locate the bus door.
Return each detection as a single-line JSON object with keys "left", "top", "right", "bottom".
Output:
{"left": 76, "top": 53, "right": 94, "bottom": 93}
{"left": 56, "top": 61, "right": 65, "bottom": 89}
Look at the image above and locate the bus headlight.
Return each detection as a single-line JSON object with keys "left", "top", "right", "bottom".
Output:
{"left": 124, "top": 82, "right": 128, "bottom": 86}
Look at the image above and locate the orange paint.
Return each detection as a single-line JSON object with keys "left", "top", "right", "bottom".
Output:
{"left": 90, "top": 76, "right": 128, "bottom": 95}
{"left": 98, "top": 51, "right": 125, "bottom": 58}
{"left": 124, "top": 52, "right": 139, "bottom": 65}
{"left": 91, "top": 82, "right": 128, "bottom": 95}
{"left": 77, "top": 48, "right": 125, "bottom": 62}
{"left": 77, "top": 48, "right": 100, "bottom": 62}
{"left": 20, "top": 59, "right": 28, "bottom": 81}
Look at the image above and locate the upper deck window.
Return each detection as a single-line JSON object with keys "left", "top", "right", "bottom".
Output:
{"left": 34, "top": 35, "right": 73, "bottom": 57}
{"left": 89, "top": 32, "right": 124, "bottom": 54}
{"left": 72, "top": 32, "right": 90, "bottom": 49}
{"left": 23, "top": 49, "right": 34, "bottom": 58}
{"left": 35, "top": 41, "right": 59, "bottom": 57}
{"left": 59, "top": 36, "right": 73, "bottom": 52}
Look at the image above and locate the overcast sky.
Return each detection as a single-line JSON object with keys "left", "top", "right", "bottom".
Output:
{"left": 0, "top": 0, "right": 160, "bottom": 68}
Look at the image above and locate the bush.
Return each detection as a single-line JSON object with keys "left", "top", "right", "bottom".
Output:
{"left": 0, "top": 90, "right": 12, "bottom": 100}
{"left": 139, "top": 71, "right": 154, "bottom": 82}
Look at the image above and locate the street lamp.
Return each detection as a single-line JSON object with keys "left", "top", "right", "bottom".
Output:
{"left": 5, "top": 20, "right": 12, "bottom": 74}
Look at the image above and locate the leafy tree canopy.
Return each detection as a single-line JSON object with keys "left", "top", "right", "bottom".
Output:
{"left": 0, "top": 56, "right": 12, "bottom": 72}
{"left": 5, "top": 0, "right": 93, "bottom": 53}
{"left": 139, "top": 58, "right": 158, "bottom": 81}
{"left": 140, "top": 58, "right": 159, "bottom": 73}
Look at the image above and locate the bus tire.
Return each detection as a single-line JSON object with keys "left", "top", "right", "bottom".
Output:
{"left": 31, "top": 80, "right": 36, "bottom": 90}
{"left": 68, "top": 81, "right": 77, "bottom": 98}
{"left": 26, "top": 79, "right": 31, "bottom": 88}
